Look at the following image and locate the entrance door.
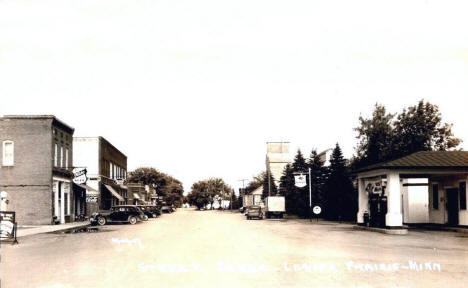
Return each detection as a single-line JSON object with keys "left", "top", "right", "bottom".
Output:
{"left": 446, "top": 188, "right": 459, "bottom": 226}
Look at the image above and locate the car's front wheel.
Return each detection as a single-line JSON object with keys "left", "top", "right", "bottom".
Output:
{"left": 143, "top": 215, "right": 149, "bottom": 221}
{"left": 97, "top": 216, "right": 106, "bottom": 226}
{"left": 128, "top": 216, "right": 137, "bottom": 225}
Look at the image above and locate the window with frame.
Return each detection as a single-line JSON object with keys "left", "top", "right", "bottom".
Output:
{"left": 65, "top": 148, "right": 69, "bottom": 168}
{"left": 2, "top": 140, "right": 14, "bottom": 166}
{"left": 432, "top": 184, "right": 439, "bottom": 210}
{"left": 54, "top": 144, "right": 58, "bottom": 167}
{"left": 60, "top": 146, "right": 64, "bottom": 168}
{"left": 460, "top": 182, "right": 467, "bottom": 210}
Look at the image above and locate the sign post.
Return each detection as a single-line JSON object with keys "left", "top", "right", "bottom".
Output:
{"left": 294, "top": 169, "right": 313, "bottom": 222}
{"left": 313, "top": 205, "right": 321, "bottom": 222}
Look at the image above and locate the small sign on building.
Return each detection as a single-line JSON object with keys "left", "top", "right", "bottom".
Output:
{"left": 73, "top": 168, "right": 88, "bottom": 185}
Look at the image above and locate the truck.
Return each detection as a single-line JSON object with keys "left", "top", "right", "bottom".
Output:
{"left": 265, "top": 196, "right": 285, "bottom": 219}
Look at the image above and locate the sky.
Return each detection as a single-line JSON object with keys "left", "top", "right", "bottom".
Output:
{"left": 1, "top": 0, "right": 467, "bottom": 194}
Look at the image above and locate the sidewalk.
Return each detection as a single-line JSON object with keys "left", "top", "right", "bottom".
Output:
{"left": 17, "top": 221, "right": 90, "bottom": 238}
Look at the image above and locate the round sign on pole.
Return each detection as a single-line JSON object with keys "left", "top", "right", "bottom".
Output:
{"left": 313, "top": 205, "right": 321, "bottom": 215}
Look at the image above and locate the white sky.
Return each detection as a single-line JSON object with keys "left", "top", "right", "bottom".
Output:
{"left": 1, "top": 0, "right": 467, "bottom": 194}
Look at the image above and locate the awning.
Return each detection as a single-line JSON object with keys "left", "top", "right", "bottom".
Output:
{"left": 104, "top": 184, "right": 125, "bottom": 202}
{"left": 119, "top": 185, "right": 128, "bottom": 190}
{"left": 79, "top": 183, "right": 100, "bottom": 195}
{"left": 133, "top": 193, "right": 140, "bottom": 199}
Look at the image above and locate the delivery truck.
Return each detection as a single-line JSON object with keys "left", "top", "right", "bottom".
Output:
{"left": 265, "top": 196, "right": 285, "bottom": 219}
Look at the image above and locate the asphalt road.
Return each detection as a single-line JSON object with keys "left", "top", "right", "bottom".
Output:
{"left": 1, "top": 208, "right": 467, "bottom": 288}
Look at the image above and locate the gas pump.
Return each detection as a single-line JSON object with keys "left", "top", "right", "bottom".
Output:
{"left": 366, "top": 179, "right": 387, "bottom": 228}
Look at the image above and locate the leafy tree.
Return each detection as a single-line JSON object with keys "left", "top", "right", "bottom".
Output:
{"left": 393, "top": 100, "right": 461, "bottom": 157}
{"left": 244, "top": 172, "right": 266, "bottom": 194}
{"left": 353, "top": 100, "right": 462, "bottom": 169}
{"left": 187, "top": 178, "right": 232, "bottom": 210}
{"left": 324, "top": 144, "right": 356, "bottom": 221}
{"left": 354, "top": 104, "right": 395, "bottom": 168}
{"left": 128, "top": 167, "right": 184, "bottom": 207}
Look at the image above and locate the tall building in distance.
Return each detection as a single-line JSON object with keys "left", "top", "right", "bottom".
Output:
{"left": 73, "top": 137, "right": 128, "bottom": 214}
{"left": 266, "top": 142, "right": 291, "bottom": 190}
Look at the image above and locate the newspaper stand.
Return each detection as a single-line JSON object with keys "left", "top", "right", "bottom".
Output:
{"left": 0, "top": 211, "right": 19, "bottom": 245}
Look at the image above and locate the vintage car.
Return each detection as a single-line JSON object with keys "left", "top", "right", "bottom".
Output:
{"left": 90, "top": 205, "right": 145, "bottom": 226}
{"left": 137, "top": 205, "right": 160, "bottom": 218}
{"left": 161, "top": 205, "right": 173, "bottom": 213}
{"left": 246, "top": 205, "right": 263, "bottom": 220}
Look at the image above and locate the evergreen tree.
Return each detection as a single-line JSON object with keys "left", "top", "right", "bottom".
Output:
{"left": 324, "top": 143, "right": 356, "bottom": 221}
{"left": 280, "top": 164, "right": 295, "bottom": 214}
{"left": 262, "top": 170, "right": 278, "bottom": 199}
{"left": 291, "top": 150, "right": 309, "bottom": 218}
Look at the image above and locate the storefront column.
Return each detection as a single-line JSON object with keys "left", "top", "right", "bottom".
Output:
{"left": 386, "top": 172, "right": 403, "bottom": 227}
{"left": 60, "top": 183, "right": 65, "bottom": 224}
{"left": 357, "top": 178, "right": 368, "bottom": 224}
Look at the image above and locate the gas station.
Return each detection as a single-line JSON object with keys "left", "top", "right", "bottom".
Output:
{"left": 356, "top": 151, "right": 468, "bottom": 230}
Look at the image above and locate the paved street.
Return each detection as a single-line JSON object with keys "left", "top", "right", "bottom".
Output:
{"left": 1, "top": 208, "right": 467, "bottom": 288}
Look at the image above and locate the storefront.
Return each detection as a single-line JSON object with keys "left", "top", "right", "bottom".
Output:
{"left": 356, "top": 151, "right": 468, "bottom": 228}
{"left": 53, "top": 177, "right": 73, "bottom": 224}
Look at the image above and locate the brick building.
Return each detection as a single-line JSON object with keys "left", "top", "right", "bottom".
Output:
{"left": 73, "top": 137, "right": 128, "bottom": 214}
{"left": 0, "top": 115, "right": 79, "bottom": 225}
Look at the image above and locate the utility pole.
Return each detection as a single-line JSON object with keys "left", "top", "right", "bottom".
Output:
{"left": 238, "top": 179, "right": 248, "bottom": 209}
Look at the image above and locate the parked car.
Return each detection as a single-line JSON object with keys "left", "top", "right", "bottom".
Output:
{"left": 161, "top": 205, "right": 172, "bottom": 213}
{"left": 138, "top": 205, "right": 160, "bottom": 218}
{"left": 90, "top": 205, "right": 145, "bottom": 226}
{"left": 246, "top": 205, "right": 263, "bottom": 220}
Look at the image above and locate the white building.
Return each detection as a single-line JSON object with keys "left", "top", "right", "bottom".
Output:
{"left": 356, "top": 151, "right": 468, "bottom": 228}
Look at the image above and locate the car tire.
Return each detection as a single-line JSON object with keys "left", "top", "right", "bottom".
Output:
{"left": 152, "top": 213, "right": 157, "bottom": 218}
{"left": 128, "top": 216, "right": 137, "bottom": 225}
{"left": 97, "top": 216, "right": 106, "bottom": 226}
{"left": 143, "top": 215, "right": 149, "bottom": 221}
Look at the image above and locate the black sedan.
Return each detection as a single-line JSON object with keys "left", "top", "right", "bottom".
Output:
{"left": 90, "top": 205, "right": 145, "bottom": 226}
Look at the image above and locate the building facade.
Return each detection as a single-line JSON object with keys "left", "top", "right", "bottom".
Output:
{"left": 0, "top": 115, "right": 78, "bottom": 225}
{"left": 356, "top": 151, "right": 468, "bottom": 228}
{"left": 73, "top": 137, "right": 128, "bottom": 214}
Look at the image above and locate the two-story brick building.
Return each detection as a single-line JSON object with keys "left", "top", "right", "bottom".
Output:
{"left": 0, "top": 115, "right": 79, "bottom": 225}
{"left": 73, "top": 137, "right": 128, "bottom": 215}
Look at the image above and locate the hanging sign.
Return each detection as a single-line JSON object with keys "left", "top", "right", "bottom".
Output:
{"left": 294, "top": 174, "right": 307, "bottom": 188}
{"left": 73, "top": 168, "right": 87, "bottom": 185}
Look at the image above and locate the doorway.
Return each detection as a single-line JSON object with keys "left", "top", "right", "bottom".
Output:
{"left": 446, "top": 188, "right": 459, "bottom": 226}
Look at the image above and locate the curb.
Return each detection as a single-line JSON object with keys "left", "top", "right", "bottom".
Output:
{"left": 353, "top": 225, "right": 408, "bottom": 235}
{"left": 17, "top": 223, "right": 91, "bottom": 238}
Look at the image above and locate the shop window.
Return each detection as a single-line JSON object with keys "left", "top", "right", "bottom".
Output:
{"left": 460, "top": 182, "right": 467, "bottom": 210}
{"left": 54, "top": 144, "right": 58, "bottom": 167}
{"left": 2, "top": 141, "right": 14, "bottom": 166}
{"left": 432, "top": 184, "right": 439, "bottom": 210}
{"left": 60, "top": 146, "right": 64, "bottom": 168}
{"left": 65, "top": 148, "right": 69, "bottom": 168}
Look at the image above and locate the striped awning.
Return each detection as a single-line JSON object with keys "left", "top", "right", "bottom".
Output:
{"left": 104, "top": 184, "right": 125, "bottom": 202}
